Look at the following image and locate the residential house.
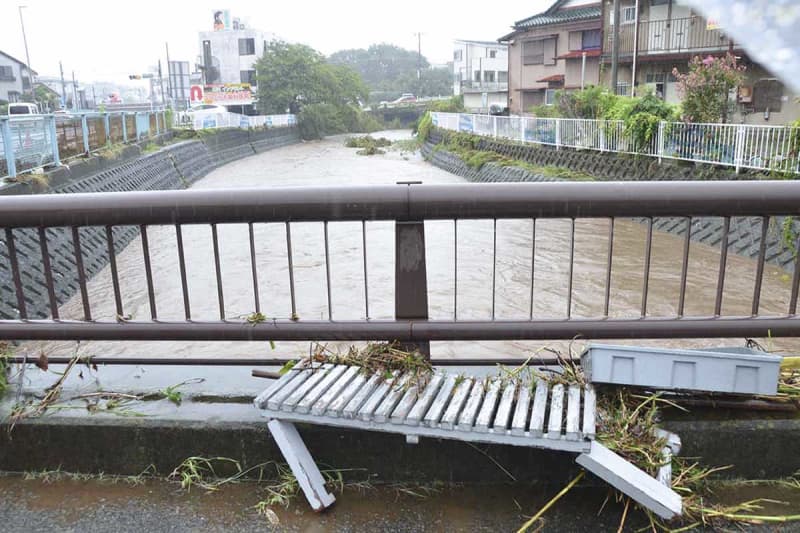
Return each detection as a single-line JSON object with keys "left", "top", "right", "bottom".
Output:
{"left": 599, "top": 0, "right": 799, "bottom": 124}
{"left": 0, "top": 50, "right": 35, "bottom": 104}
{"left": 452, "top": 40, "right": 508, "bottom": 112}
{"left": 499, "top": 0, "right": 602, "bottom": 115}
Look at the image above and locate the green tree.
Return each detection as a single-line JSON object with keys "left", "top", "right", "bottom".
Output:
{"left": 255, "top": 41, "right": 367, "bottom": 114}
{"left": 329, "top": 44, "right": 428, "bottom": 91}
{"left": 672, "top": 53, "right": 745, "bottom": 123}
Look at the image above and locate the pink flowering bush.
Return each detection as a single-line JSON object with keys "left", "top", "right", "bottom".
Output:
{"left": 672, "top": 53, "right": 746, "bottom": 123}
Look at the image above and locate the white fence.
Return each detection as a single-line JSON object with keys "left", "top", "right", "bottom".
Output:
{"left": 431, "top": 112, "right": 800, "bottom": 174}
{"left": 177, "top": 111, "right": 297, "bottom": 131}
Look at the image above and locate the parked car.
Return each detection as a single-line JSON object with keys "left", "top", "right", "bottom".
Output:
{"left": 489, "top": 104, "right": 509, "bottom": 116}
{"left": 7, "top": 102, "right": 39, "bottom": 115}
{"left": 392, "top": 93, "right": 416, "bottom": 105}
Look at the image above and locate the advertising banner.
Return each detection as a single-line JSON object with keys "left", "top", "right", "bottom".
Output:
{"left": 190, "top": 84, "right": 254, "bottom": 106}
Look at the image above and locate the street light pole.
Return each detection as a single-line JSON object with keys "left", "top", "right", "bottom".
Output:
{"left": 18, "top": 5, "right": 34, "bottom": 96}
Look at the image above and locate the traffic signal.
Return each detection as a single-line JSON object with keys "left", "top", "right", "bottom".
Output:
{"left": 129, "top": 74, "right": 142, "bottom": 80}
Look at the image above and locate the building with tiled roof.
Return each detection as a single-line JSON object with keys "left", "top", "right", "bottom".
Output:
{"left": 499, "top": 0, "right": 602, "bottom": 114}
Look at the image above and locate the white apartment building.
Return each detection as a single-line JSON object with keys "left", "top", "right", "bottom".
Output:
{"left": 452, "top": 40, "right": 509, "bottom": 111}
{"left": 198, "top": 18, "right": 278, "bottom": 87}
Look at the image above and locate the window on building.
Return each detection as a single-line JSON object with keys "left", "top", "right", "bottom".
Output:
{"left": 523, "top": 38, "right": 556, "bottom": 65}
{"left": 610, "top": 5, "right": 637, "bottom": 24}
{"left": 7, "top": 91, "right": 20, "bottom": 103}
{"left": 616, "top": 82, "right": 631, "bottom": 96}
{"left": 650, "top": 0, "right": 669, "bottom": 5}
{"left": 474, "top": 70, "right": 481, "bottom": 82}
{"left": 498, "top": 71, "right": 508, "bottom": 83}
{"left": 489, "top": 50, "right": 497, "bottom": 59}
{"left": 752, "top": 79, "right": 784, "bottom": 113}
{"left": 545, "top": 89, "right": 557, "bottom": 106}
{"left": 484, "top": 71, "right": 496, "bottom": 82}
{"left": 454, "top": 50, "right": 463, "bottom": 61}
{"left": 582, "top": 29, "right": 602, "bottom": 50}
{"left": 240, "top": 70, "right": 257, "bottom": 85}
{"left": 0, "top": 65, "right": 14, "bottom": 80}
{"left": 238, "top": 38, "right": 256, "bottom": 56}
{"left": 646, "top": 72, "right": 666, "bottom": 98}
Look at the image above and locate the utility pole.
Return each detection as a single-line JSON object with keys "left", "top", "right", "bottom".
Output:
{"left": 610, "top": 0, "right": 621, "bottom": 94}
{"left": 71, "top": 71, "right": 78, "bottom": 111}
{"left": 158, "top": 59, "right": 167, "bottom": 107}
{"left": 165, "top": 42, "right": 173, "bottom": 107}
{"left": 414, "top": 32, "right": 422, "bottom": 98}
{"left": 18, "top": 5, "right": 34, "bottom": 95}
{"left": 59, "top": 61, "right": 67, "bottom": 109}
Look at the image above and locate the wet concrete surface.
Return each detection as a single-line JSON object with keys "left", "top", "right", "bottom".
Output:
{"left": 2, "top": 475, "right": 798, "bottom": 532}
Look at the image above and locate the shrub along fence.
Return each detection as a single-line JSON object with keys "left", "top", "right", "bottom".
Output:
{"left": 431, "top": 112, "right": 800, "bottom": 175}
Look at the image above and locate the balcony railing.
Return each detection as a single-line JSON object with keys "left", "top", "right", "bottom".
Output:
{"left": 460, "top": 81, "right": 509, "bottom": 93}
{"left": 606, "top": 16, "right": 732, "bottom": 56}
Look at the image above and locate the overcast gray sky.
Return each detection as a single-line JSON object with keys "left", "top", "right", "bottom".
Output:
{"left": 1, "top": 0, "right": 549, "bottom": 85}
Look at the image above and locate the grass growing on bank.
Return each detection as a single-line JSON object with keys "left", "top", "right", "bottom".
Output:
{"left": 431, "top": 130, "right": 596, "bottom": 181}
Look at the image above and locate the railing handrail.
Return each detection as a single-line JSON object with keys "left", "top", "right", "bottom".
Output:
{"left": 2, "top": 181, "right": 800, "bottom": 228}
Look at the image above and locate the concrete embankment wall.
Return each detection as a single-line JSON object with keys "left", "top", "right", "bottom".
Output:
{"left": 422, "top": 129, "right": 798, "bottom": 273}
{"left": 0, "top": 127, "right": 300, "bottom": 320}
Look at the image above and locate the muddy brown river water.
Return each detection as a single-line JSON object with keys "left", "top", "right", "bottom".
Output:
{"left": 22, "top": 130, "right": 800, "bottom": 360}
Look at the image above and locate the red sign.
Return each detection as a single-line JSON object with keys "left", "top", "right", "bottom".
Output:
{"left": 190, "top": 85, "right": 204, "bottom": 103}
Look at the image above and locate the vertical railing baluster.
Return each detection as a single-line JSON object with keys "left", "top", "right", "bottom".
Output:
{"left": 566, "top": 218, "right": 575, "bottom": 318}
{"left": 323, "top": 221, "right": 332, "bottom": 320}
{"left": 71, "top": 227, "right": 91, "bottom": 321}
{"left": 140, "top": 225, "right": 157, "bottom": 319}
{"left": 286, "top": 221, "right": 297, "bottom": 320}
{"left": 105, "top": 225, "right": 124, "bottom": 319}
{"left": 38, "top": 227, "right": 59, "bottom": 319}
{"left": 790, "top": 233, "right": 800, "bottom": 316}
{"left": 211, "top": 223, "right": 225, "bottom": 320}
{"left": 677, "top": 217, "right": 691, "bottom": 317}
{"left": 491, "top": 218, "right": 497, "bottom": 320}
{"left": 641, "top": 217, "right": 653, "bottom": 317}
{"left": 752, "top": 216, "right": 769, "bottom": 316}
{"left": 453, "top": 219, "right": 458, "bottom": 321}
{"left": 604, "top": 218, "right": 614, "bottom": 318}
{"left": 529, "top": 219, "right": 536, "bottom": 320}
{"left": 175, "top": 224, "right": 191, "bottom": 320}
{"left": 714, "top": 217, "right": 731, "bottom": 317}
{"left": 362, "top": 220, "right": 369, "bottom": 320}
{"left": 248, "top": 223, "right": 261, "bottom": 314}
{"left": 5, "top": 228, "right": 27, "bottom": 319}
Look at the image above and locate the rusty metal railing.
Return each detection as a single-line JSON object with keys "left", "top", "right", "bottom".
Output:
{"left": 1, "top": 181, "right": 800, "bottom": 348}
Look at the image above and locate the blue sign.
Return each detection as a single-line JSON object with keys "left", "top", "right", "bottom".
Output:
{"left": 202, "top": 115, "right": 217, "bottom": 129}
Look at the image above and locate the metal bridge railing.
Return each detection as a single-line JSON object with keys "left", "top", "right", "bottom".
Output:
{"left": 1, "top": 181, "right": 800, "bottom": 351}
{"left": 1, "top": 109, "right": 168, "bottom": 180}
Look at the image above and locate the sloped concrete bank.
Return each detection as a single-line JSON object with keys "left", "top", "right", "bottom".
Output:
{"left": 421, "top": 131, "right": 798, "bottom": 273}
{"left": 0, "top": 127, "right": 300, "bottom": 320}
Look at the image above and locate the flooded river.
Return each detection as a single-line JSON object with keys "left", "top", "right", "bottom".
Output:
{"left": 24, "top": 130, "right": 800, "bottom": 360}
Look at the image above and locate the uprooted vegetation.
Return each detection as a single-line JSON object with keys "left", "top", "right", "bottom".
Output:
{"left": 344, "top": 135, "right": 392, "bottom": 156}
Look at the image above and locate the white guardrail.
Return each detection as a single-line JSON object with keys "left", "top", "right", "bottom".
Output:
{"left": 177, "top": 111, "right": 296, "bottom": 131}
{"left": 430, "top": 112, "right": 800, "bottom": 174}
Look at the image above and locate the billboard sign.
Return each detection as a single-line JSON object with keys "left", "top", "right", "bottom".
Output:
{"left": 213, "top": 10, "right": 231, "bottom": 31}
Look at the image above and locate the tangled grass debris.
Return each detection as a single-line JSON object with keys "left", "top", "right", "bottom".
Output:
{"left": 344, "top": 135, "right": 391, "bottom": 155}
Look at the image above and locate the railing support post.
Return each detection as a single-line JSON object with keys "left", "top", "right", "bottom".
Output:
{"left": 103, "top": 113, "right": 110, "bottom": 143}
{"left": 555, "top": 118, "right": 561, "bottom": 150}
{"left": 734, "top": 125, "right": 746, "bottom": 173}
{"left": 80, "top": 114, "right": 90, "bottom": 154}
{"left": 48, "top": 116, "right": 61, "bottom": 167}
{"left": 134, "top": 112, "right": 140, "bottom": 141}
{"left": 395, "top": 181, "right": 430, "bottom": 359}
{"left": 1, "top": 118, "right": 17, "bottom": 178}
{"left": 155, "top": 111, "right": 161, "bottom": 135}
{"left": 493, "top": 115, "right": 498, "bottom": 138}
{"left": 122, "top": 113, "right": 128, "bottom": 143}
{"left": 520, "top": 116, "right": 525, "bottom": 143}
{"left": 657, "top": 121, "right": 665, "bottom": 164}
